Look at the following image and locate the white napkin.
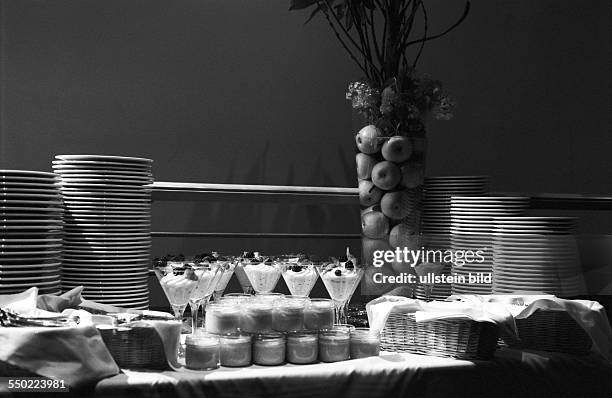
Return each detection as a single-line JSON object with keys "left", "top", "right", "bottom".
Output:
{"left": 366, "top": 295, "right": 517, "bottom": 338}
{"left": 448, "top": 294, "right": 612, "bottom": 360}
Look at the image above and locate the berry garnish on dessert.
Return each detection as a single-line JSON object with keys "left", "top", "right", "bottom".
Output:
{"left": 335, "top": 269, "right": 343, "bottom": 276}
{"left": 291, "top": 265, "right": 303, "bottom": 272}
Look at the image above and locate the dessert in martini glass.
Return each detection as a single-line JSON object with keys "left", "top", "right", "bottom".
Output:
{"left": 211, "top": 253, "right": 235, "bottom": 301}
{"left": 244, "top": 256, "right": 282, "bottom": 293}
{"left": 281, "top": 255, "right": 319, "bottom": 297}
{"left": 188, "top": 255, "right": 225, "bottom": 334}
{"left": 234, "top": 251, "right": 260, "bottom": 294}
{"left": 318, "top": 248, "right": 363, "bottom": 325}
{"left": 154, "top": 262, "right": 199, "bottom": 326}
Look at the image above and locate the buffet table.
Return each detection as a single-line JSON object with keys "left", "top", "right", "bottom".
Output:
{"left": 86, "top": 349, "right": 612, "bottom": 398}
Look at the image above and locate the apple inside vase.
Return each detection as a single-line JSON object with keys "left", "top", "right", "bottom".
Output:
{"left": 355, "top": 123, "right": 426, "bottom": 298}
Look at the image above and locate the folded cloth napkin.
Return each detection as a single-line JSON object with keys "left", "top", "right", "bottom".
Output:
{"left": 366, "top": 295, "right": 517, "bottom": 338}
{"left": 37, "top": 286, "right": 83, "bottom": 312}
{"left": 0, "top": 287, "right": 38, "bottom": 315}
{"left": 0, "top": 325, "right": 119, "bottom": 387}
{"left": 448, "top": 294, "right": 612, "bottom": 360}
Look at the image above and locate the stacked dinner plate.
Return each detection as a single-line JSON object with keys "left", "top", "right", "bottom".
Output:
{"left": 0, "top": 170, "right": 63, "bottom": 295}
{"left": 52, "top": 155, "right": 153, "bottom": 310}
{"left": 450, "top": 196, "right": 530, "bottom": 294}
{"left": 416, "top": 176, "right": 489, "bottom": 300}
{"left": 492, "top": 217, "right": 586, "bottom": 296}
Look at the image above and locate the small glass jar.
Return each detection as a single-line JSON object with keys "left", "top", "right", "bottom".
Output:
{"left": 205, "top": 302, "right": 243, "bottom": 334}
{"left": 286, "top": 331, "right": 319, "bottom": 364}
{"left": 319, "top": 328, "right": 350, "bottom": 363}
{"left": 254, "top": 292, "right": 285, "bottom": 303}
{"left": 350, "top": 328, "right": 380, "bottom": 359}
{"left": 219, "top": 333, "right": 252, "bottom": 367}
{"left": 272, "top": 296, "right": 307, "bottom": 332}
{"left": 185, "top": 334, "right": 220, "bottom": 370}
{"left": 220, "top": 293, "right": 252, "bottom": 302}
{"left": 304, "top": 298, "right": 334, "bottom": 330}
{"left": 241, "top": 301, "right": 274, "bottom": 333}
{"left": 252, "top": 333, "right": 286, "bottom": 366}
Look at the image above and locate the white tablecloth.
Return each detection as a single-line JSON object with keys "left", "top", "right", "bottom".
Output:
{"left": 86, "top": 349, "right": 612, "bottom": 398}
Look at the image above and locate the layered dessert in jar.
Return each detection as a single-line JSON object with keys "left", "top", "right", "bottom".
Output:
{"left": 286, "top": 331, "right": 319, "bottom": 364}
{"left": 349, "top": 328, "right": 380, "bottom": 359}
{"left": 241, "top": 301, "right": 274, "bottom": 333}
{"left": 252, "top": 333, "right": 286, "bottom": 366}
{"left": 319, "top": 328, "right": 350, "bottom": 362}
{"left": 185, "top": 334, "right": 220, "bottom": 370}
{"left": 304, "top": 298, "right": 334, "bottom": 330}
{"left": 272, "top": 296, "right": 307, "bottom": 332}
{"left": 204, "top": 302, "right": 243, "bottom": 334}
{"left": 219, "top": 334, "right": 252, "bottom": 367}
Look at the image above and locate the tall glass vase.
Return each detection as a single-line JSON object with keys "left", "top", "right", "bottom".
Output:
{"left": 355, "top": 113, "right": 426, "bottom": 298}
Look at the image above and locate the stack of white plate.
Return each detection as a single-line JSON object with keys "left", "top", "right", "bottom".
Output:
{"left": 450, "top": 196, "right": 530, "bottom": 295}
{"left": 52, "top": 155, "right": 153, "bottom": 310}
{"left": 1, "top": 170, "right": 63, "bottom": 295}
{"left": 416, "top": 176, "right": 489, "bottom": 300}
{"left": 492, "top": 217, "right": 586, "bottom": 296}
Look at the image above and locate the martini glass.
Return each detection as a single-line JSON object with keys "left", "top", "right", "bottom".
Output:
{"left": 318, "top": 262, "right": 364, "bottom": 325}
{"left": 244, "top": 257, "right": 283, "bottom": 293}
{"left": 212, "top": 258, "right": 236, "bottom": 302}
{"left": 234, "top": 252, "right": 257, "bottom": 294}
{"left": 188, "top": 262, "right": 224, "bottom": 334}
{"left": 281, "top": 258, "right": 319, "bottom": 297}
{"left": 153, "top": 264, "right": 199, "bottom": 327}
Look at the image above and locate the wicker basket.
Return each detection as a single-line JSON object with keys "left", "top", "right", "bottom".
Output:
{"left": 381, "top": 313, "right": 499, "bottom": 360}
{"left": 97, "top": 325, "right": 168, "bottom": 369}
{"left": 501, "top": 310, "right": 592, "bottom": 355}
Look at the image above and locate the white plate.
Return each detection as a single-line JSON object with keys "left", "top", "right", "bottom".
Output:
{"left": 64, "top": 251, "right": 149, "bottom": 257}
{"left": 0, "top": 268, "right": 60, "bottom": 275}
{"left": 52, "top": 168, "right": 152, "bottom": 175}
{"left": 0, "top": 274, "right": 60, "bottom": 282}
{"left": 0, "top": 170, "right": 56, "bottom": 178}
{"left": 0, "top": 188, "right": 61, "bottom": 195}
{"left": 62, "top": 258, "right": 150, "bottom": 264}
{"left": 0, "top": 249, "right": 62, "bottom": 256}
{"left": 52, "top": 160, "right": 151, "bottom": 168}
{"left": 59, "top": 191, "right": 150, "bottom": 198}
{"left": 0, "top": 238, "right": 62, "bottom": 244}
{"left": 64, "top": 213, "right": 150, "bottom": 219}
{"left": 0, "top": 280, "right": 60, "bottom": 288}
{"left": 61, "top": 265, "right": 148, "bottom": 273}
{"left": 61, "top": 275, "right": 149, "bottom": 282}
{"left": 54, "top": 155, "right": 153, "bottom": 164}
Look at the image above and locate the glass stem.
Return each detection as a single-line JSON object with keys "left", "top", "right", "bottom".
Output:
{"left": 333, "top": 300, "right": 347, "bottom": 325}
{"left": 200, "top": 295, "right": 213, "bottom": 326}
{"left": 189, "top": 300, "right": 201, "bottom": 335}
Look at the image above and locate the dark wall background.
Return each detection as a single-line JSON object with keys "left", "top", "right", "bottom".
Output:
{"left": 0, "top": 0, "right": 610, "bottom": 303}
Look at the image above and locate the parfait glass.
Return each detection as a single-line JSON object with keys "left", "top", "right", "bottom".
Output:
{"left": 188, "top": 263, "right": 224, "bottom": 334}
{"left": 318, "top": 262, "right": 364, "bottom": 325}
{"left": 280, "top": 257, "right": 319, "bottom": 297}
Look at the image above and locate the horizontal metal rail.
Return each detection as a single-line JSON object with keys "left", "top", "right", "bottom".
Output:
{"left": 151, "top": 232, "right": 360, "bottom": 239}
{"left": 152, "top": 181, "right": 612, "bottom": 210}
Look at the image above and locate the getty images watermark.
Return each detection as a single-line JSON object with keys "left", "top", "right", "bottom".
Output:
{"left": 370, "top": 247, "right": 492, "bottom": 285}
